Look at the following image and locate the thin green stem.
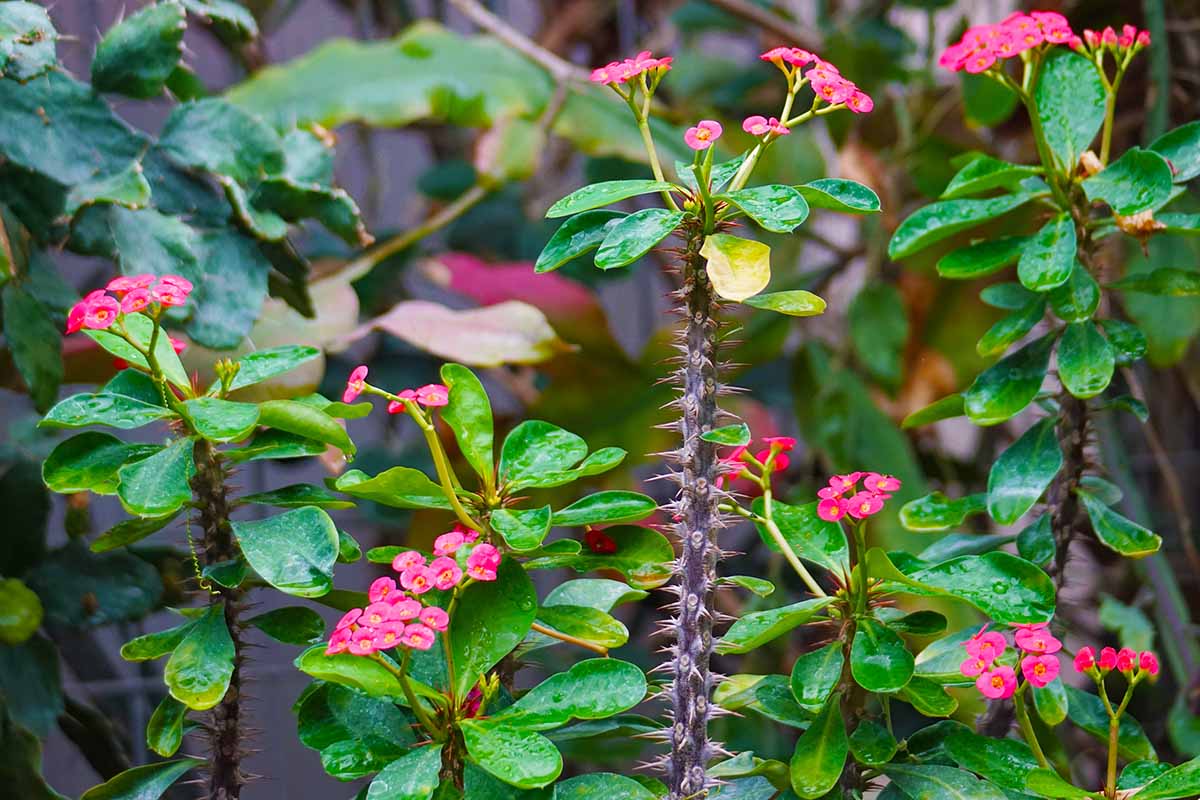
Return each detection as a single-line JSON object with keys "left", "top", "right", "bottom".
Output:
{"left": 727, "top": 89, "right": 806, "bottom": 194}
{"left": 380, "top": 651, "right": 442, "bottom": 739}
{"left": 387, "top": 398, "right": 484, "bottom": 531}
{"left": 852, "top": 521, "right": 868, "bottom": 617}
{"left": 723, "top": 501, "right": 826, "bottom": 597}
{"left": 1013, "top": 686, "right": 1051, "bottom": 769}
{"left": 1105, "top": 681, "right": 1137, "bottom": 798}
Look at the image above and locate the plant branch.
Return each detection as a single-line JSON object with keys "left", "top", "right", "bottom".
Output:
{"left": 447, "top": 0, "right": 589, "bottom": 82}
{"left": 530, "top": 621, "right": 609, "bottom": 654}
{"left": 703, "top": 0, "right": 818, "bottom": 50}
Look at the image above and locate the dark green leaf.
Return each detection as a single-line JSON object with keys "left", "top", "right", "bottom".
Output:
{"left": 1082, "top": 148, "right": 1174, "bottom": 216}
{"left": 941, "top": 156, "right": 1042, "bottom": 199}
{"left": 42, "top": 432, "right": 159, "bottom": 495}
{"left": 976, "top": 299, "right": 1045, "bottom": 358}
{"left": 594, "top": 208, "right": 684, "bottom": 270}
{"left": 546, "top": 180, "right": 676, "bottom": 218}
{"left": 1133, "top": 756, "right": 1200, "bottom": 800}
{"left": 91, "top": 1, "right": 186, "bottom": 99}
{"left": 1035, "top": 51, "right": 1106, "bottom": 171}
{"left": 224, "top": 345, "right": 322, "bottom": 391}
{"left": 184, "top": 228, "right": 270, "bottom": 349}
{"left": 987, "top": 417, "right": 1062, "bottom": 524}
{"left": 880, "top": 609, "right": 948, "bottom": 636}
{"left": 440, "top": 363, "right": 494, "bottom": 486}
{"left": 1016, "top": 514, "right": 1055, "bottom": 566}
{"left": 499, "top": 420, "right": 587, "bottom": 487}
{"left": 63, "top": 162, "right": 153, "bottom": 216}
{"left": 535, "top": 210, "right": 624, "bottom": 273}
{"left": 121, "top": 618, "right": 196, "bottom": 661}
{"left": 246, "top": 606, "right": 325, "bottom": 645}
{"left": 232, "top": 507, "right": 340, "bottom": 597}
{"left": 257, "top": 399, "right": 355, "bottom": 456}
{"left": 720, "top": 184, "right": 810, "bottom": 233}
{"left": 450, "top": 557, "right": 536, "bottom": 697}
{"left": 159, "top": 98, "right": 283, "bottom": 184}
{"left": 491, "top": 506, "right": 552, "bottom": 551}
{"left": 366, "top": 743, "right": 443, "bottom": 800}
{"left": 850, "top": 617, "right": 914, "bottom": 693}
{"left": 981, "top": 282, "right": 1038, "bottom": 310}
{"left": 888, "top": 193, "right": 1043, "bottom": 260}
{"left": 0, "top": 635, "right": 60, "bottom": 735}
{"left": 294, "top": 680, "right": 415, "bottom": 781}
{"left": 165, "top": 602, "right": 235, "bottom": 710}
{"left": 1048, "top": 262, "right": 1100, "bottom": 322}
{"left": 552, "top": 491, "right": 657, "bottom": 526}
{"left": 849, "top": 283, "right": 908, "bottom": 389}
{"left": 902, "top": 394, "right": 964, "bottom": 429}
{"left": 80, "top": 758, "right": 204, "bottom": 800}
{"left": 937, "top": 236, "right": 1030, "bottom": 280}
{"left": 334, "top": 467, "right": 451, "bottom": 510}
{"left": 553, "top": 772, "right": 658, "bottom": 799}
{"left": 716, "top": 597, "right": 835, "bottom": 654}
{"left": 963, "top": 334, "right": 1054, "bottom": 425}
{"left": 751, "top": 498, "right": 849, "bottom": 573}
{"left": 146, "top": 694, "right": 187, "bottom": 757}
{"left": 183, "top": 398, "right": 260, "bottom": 443}
{"left": 489, "top": 658, "right": 646, "bottom": 730}
{"left": 240, "top": 483, "right": 355, "bottom": 510}
{"left": 790, "top": 642, "right": 843, "bottom": 711}
{"left": 117, "top": 437, "right": 195, "bottom": 518}
{"left": 796, "top": 178, "right": 880, "bottom": 214}
{"left": 741, "top": 290, "right": 826, "bottom": 316}
{"left": 898, "top": 676, "right": 958, "bottom": 717}
{"left": 1018, "top": 214, "right": 1075, "bottom": 291}
{"left": 1058, "top": 321, "right": 1114, "bottom": 399}
{"left": 1024, "top": 769, "right": 1093, "bottom": 798}
{"left": 849, "top": 719, "right": 898, "bottom": 766}
{"left": 1149, "top": 120, "right": 1200, "bottom": 182}
{"left": 1109, "top": 268, "right": 1200, "bottom": 296}
{"left": 461, "top": 720, "right": 562, "bottom": 789}
{"left": 1077, "top": 489, "right": 1161, "bottom": 557}
{"left": 41, "top": 393, "right": 175, "bottom": 431}
{"left": 945, "top": 729, "right": 1039, "bottom": 792}
{"left": 3, "top": 283, "right": 61, "bottom": 412}
{"left": 1032, "top": 679, "right": 1069, "bottom": 727}
{"left": 899, "top": 492, "right": 987, "bottom": 532}
{"left": 789, "top": 696, "right": 847, "bottom": 799}
{"left": 1065, "top": 685, "right": 1156, "bottom": 761}
{"left": 886, "top": 764, "right": 1007, "bottom": 800}
{"left": 1099, "top": 319, "right": 1148, "bottom": 365}
{"left": 179, "top": 0, "right": 258, "bottom": 40}
{"left": 524, "top": 526, "right": 673, "bottom": 589}
{"left": 1120, "top": 761, "right": 1173, "bottom": 792}
{"left": 0, "top": 2, "right": 58, "bottom": 81}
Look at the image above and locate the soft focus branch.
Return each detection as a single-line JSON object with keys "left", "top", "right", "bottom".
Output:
{"left": 447, "top": 0, "right": 590, "bottom": 82}
{"left": 706, "top": 0, "right": 818, "bottom": 50}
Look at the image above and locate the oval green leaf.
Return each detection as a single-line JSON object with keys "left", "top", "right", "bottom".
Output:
{"left": 232, "top": 506, "right": 339, "bottom": 597}
{"left": 594, "top": 208, "right": 684, "bottom": 270}
{"left": 546, "top": 179, "right": 676, "bottom": 218}
{"left": 987, "top": 416, "right": 1063, "bottom": 524}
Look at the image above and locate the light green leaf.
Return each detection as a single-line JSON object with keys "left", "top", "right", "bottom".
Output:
{"left": 546, "top": 180, "right": 676, "bottom": 218}
{"left": 701, "top": 233, "right": 770, "bottom": 302}
{"left": 489, "top": 658, "right": 646, "bottom": 731}
{"left": 257, "top": 399, "right": 355, "bottom": 457}
{"left": 294, "top": 645, "right": 404, "bottom": 699}
{"left": 491, "top": 506, "right": 552, "bottom": 551}
{"left": 1109, "top": 268, "right": 1200, "bottom": 296}
{"left": 850, "top": 617, "right": 914, "bottom": 693}
{"left": 742, "top": 290, "right": 826, "bottom": 316}
{"left": 1082, "top": 148, "right": 1174, "bottom": 216}
{"left": 720, "top": 184, "right": 810, "bottom": 233}
{"left": 366, "top": 743, "right": 443, "bottom": 800}
{"left": 183, "top": 398, "right": 260, "bottom": 443}
{"left": 1058, "top": 321, "right": 1114, "bottom": 399}
{"left": 1077, "top": 489, "right": 1161, "bottom": 557}
{"left": 146, "top": 694, "right": 188, "bottom": 757}
{"left": 334, "top": 467, "right": 451, "bottom": 510}
{"left": 963, "top": 334, "right": 1054, "bottom": 425}
{"left": 976, "top": 299, "right": 1045, "bottom": 358}
{"left": 941, "top": 156, "right": 1042, "bottom": 199}
{"left": 80, "top": 758, "right": 204, "bottom": 800}
{"left": 701, "top": 424, "right": 751, "bottom": 446}
{"left": 898, "top": 676, "right": 959, "bottom": 717}
{"left": 533, "top": 605, "right": 627, "bottom": 650}
{"left": 552, "top": 491, "right": 657, "bottom": 527}
{"left": 1018, "top": 213, "right": 1075, "bottom": 291}
{"left": 117, "top": 437, "right": 196, "bottom": 518}
{"left": 165, "top": 602, "right": 234, "bottom": 711}
{"left": 461, "top": 720, "right": 563, "bottom": 789}
{"left": 232, "top": 507, "right": 340, "bottom": 597}
{"left": 499, "top": 420, "right": 587, "bottom": 487}
{"left": 796, "top": 178, "right": 880, "bottom": 213}
{"left": 223, "top": 345, "right": 322, "bottom": 392}
{"left": 900, "top": 492, "right": 987, "bottom": 532}
{"left": 1133, "top": 756, "right": 1200, "bottom": 800}
{"left": 1149, "top": 120, "right": 1200, "bottom": 182}
{"left": 790, "top": 642, "right": 843, "bottom": 711}
{"left": 535, "top": 210, "right": 624, "bottom": 273}
{"left": 751, "top": 498, "right": 849, "bottom": 574}
{"left": 594, "top": 208, "right": 684, "bottom": 270}
{"left": 716, "top": 597, "right": 835, "bottom": 654}
{"left": 440, "top": 363, "right": 494, "bottom": 487}
{"left": 1035, "top": 50, "right": 1106, "bottom": 171}
{"left": 901, "top": 394, "right": 964, "bottom": 429}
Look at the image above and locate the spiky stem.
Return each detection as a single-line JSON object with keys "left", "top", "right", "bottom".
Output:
{"left": 192, "top": 440, "right": 246, "bottom": 800}
{"left": 1048, "top": 391, "right": 1089, "bottom": 587}
{"left": 666, "top": 223, "right": 722, "bottom": 799}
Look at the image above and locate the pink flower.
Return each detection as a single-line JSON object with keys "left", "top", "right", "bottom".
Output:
{"left": 743, "top": 115, "right": 771, "bottom": 135}
{"left": 684, "top": 120, "right": 722, "bottom": 151}
{"left": 65, "top": 292, "right": 106, "bottom": 334}
{"left": 1137, "top": 30, "right": 1151, "bottom": 46}
{"left": 1116, "top": 647, "right": 1137, "bottom": 672}
{"left": 169, "top": 337, "right": 187, "bottom": 355}
{"left": 117, "top": 288, "right": 151, "bottom": 314}
{"left": 846, "top": 491, "right": 884, "bottom": 519}
{"left": 1098, "top": 646, "right": 1118, "bottom": 671}
{"left": 459, "top": 524, "right": 481, "bottom": 544}
{"left": 430, "top": 556, "right": 463, "bottom": 590}
{"left": 1031, "top": 11, "right": 1068, "bottom": 29}
{"left": 589, "top": 50, "right": 670, "bottom": 85}
{"left": 759, "top": 46, "right": 813, "bottom": 68}
{"left": 400, "top": 565, "right": 436, "bottom": 595}
{"left": 863, "top": 473, "right": 901, "bottom": 494}
{"left": 763, "top": 436, "right": 796, "bottom": 451}
{"left": 362, "top": 602, "right": 393, "bottom": 627}
{"left": 343, "top": 365, "right": 369, "bottom": 403}
{"left": 977, "top": 666, "right": 1017, "bottom": 699}
{"left": 335, "top": 608, "right": 362, "bottom": 631}
{"left": 817, "top": 486, "right": 846, "bottom": 500}
{"left": 151, "top": 280, "right": 187, "bottom": 307}
{"left": 463, "top": 686, "right": 484, "bottom": 718}
{"left": 1016, "top": 628, "right": 1062, "bottom": 655}
{"left": 372, "top": 620, "right": 406, "bottom": 650}
{"left": 466, "top": 558, "right": 499, "bottom": 582}
{"left": 965, "top": 628, "right": 1007, "bottom": 663}
{"left": 811, "top": 75, "right": 855, "bottom": 105}
{"left": 388, "top": 597, "right": 422, "bottom": 622}
{"left": 1074, "top": 647, "right": 1096, "bottom": 672}
{"left": 1139, "top": 651, "right": 1159, "bottom": 676}
{"left": 590, "top": 61, "right": 628, "bottom": 85}
{"left": 387, "top": 389, "right": 416, "bottom": 414}
{"left": 1044, "top": 26, "right": 1074, "bottom": 45}
{"left": 348, "top": 627, "right": 376, "bottom": 656}
{"left": 964, "top": 51, "right": 998, "bottom": 74}
{"left": 434, "top": 530, "right": 466, "bottom": 556}
{"left": 325, "top": 627, "right": 352, "bottom": 655}
{"left": 415, "top": 383, "right": 449, "bottom": 407}
{"left": 829, "top": 473, "right": 862, "bottom": 493}
{"left": 368, "top": 577, "right": 397, "bottom": 603}
{"left": 1022, "top": 654, "right": 1060, "bottom": 688}
{"left": 817, "top": 498, "right": 847, "bottom": 522}
{"left": 467, "top": 542, "right": 501, "bottom": 567}
{"left": 391, "top": 550, "right": 425, "bottom": 572}
{"left": 1084, "top": 29, "right": 1101, "bottom": 47}
{"left": 1012, "top": 622, "right": 1049, "bottom": 632}
{"left": 106, "top": 274, "right": 156, "bottom": 295}
{"left": 159, "top": 274, "right": 193, "bottom": 293}
{"left": 1101, "top": 26, "right": 1118, "bottom": 45}
{"left": 420, "top": 606, "right": 449, "bottom": 632}
{"left": 755, "top": 449, "right": 789, "bottom": 471}
{"left": 402, "top": 623, "right": 436, "bottom": 651}
{"left": 938, "top": 42, "right": 973, "bottom": 72}
{"left": 846, "top": 91, "right": 874, "bottom": 114}
{"left": 960, "top": 656, "right": 989, "bottom": 677}
{"left": 83, "top": 295, "right": 120, "bottom": 329}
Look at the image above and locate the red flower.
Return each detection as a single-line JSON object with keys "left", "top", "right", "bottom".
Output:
{"left": 584, "top": 528, "right": 618, "bottom": 554}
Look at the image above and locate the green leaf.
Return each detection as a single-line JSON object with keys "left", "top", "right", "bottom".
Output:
{"left": 1018, "top": 213, "right": 1075, "bottom": 291}
{"left": 439, "top": 363, "right": 494, "bottom": 487}
{"left": 499, "top": 420, "right": 587, "bottom": 487}
{"left": 881, "top": 609, "right": 948, "bottom": 636}
{"left": 146, "top": 694, "right": 187, "bottom": 757}
{"left": 295, "top": 681, "right": 415, "bottom": 781}
{"left": 257, "top": 399, "right": 355, "bottom": 457}
{"left": 534, "top": 605, "right": 627, "bottom": 649}
{"left": 716, "top": 597, "right": 835, "bottom": 654}
{"left": 701, "top": 423, "right": 751, "bottom": 446}
{"left": 594, "top": 208, "right": 684, "bottom": 270}
{"left": 850, "top": 617, "right": 914, "bottom": 693}
{"left": 41, "top": 393, "right": 175, "bottom": 431}
{"left": 721, "top": 575, "right": 775, "bottom": 597}
{"left": 1149, "top": 120, "right": 1200, "bottom": 182}
{"left": 1032, "top": 679, "right": 1069, "bottom": 727}
{"left": 165, "top": 602, "right": 235, "bottom": 711}
{"left": 1048, "top": 262, "right": 1101, "bottom": 322}
{"left": 701, "top": 233, "right": 771, "bottom": 302}
{"left": 0, "top": 2, "right": 58, "bottom": 81}
{"left": 1065, "top": 685, "right": 1156, "bottom": 761}
{"left": 1077, "top": 489, "right": 1161, "bottom": 557}
{"left": 789, "top": 696, "right": 847, "bottom": 799}
{"left": 63, "top": 162, "right": 153, "bottom": 216}
{"left": 976, "top": 299, "right": 1045, "bottom": 358}
{"left": 849, "top": 719, "right": 898, "bottom": 767}
{"left": 246, "top": 606, "right": 325, "bottom": 645}
{"left": 916, "top": 533, "right": 1014, "bottom": 562}
{"left": 1017, "top": 514, "right": 1055, "bottom": 566}
{"left": 461, "top": 720, "right": 562, "bottom": 789}
{"left": 741, "top": 290, "right": 826, "bottom": 316}
{"left": 902, "top": 394, "right": 964, "bottom": 429}
{"left": 225, "top": 429, "right": 327, "bottom": 463}
{"left": 796, "top": 178, "right": 880, "bottom": 214}
{"left": 1082, "top": 148, "right": 1174, "bottom": 216}
{"left": 981, "top": 282, "right": 1038, "bottom": 310}
{"left": 1098, "top": 594, "right": 1155, "bottom": 651}
{"left": 492, "top": 506, "right": 552, "bottom": 551}
{"left": 886, "top": 764, "right": 1007, "bottom": 800}
{"left": 86, "top": 313, "right": 191, "bottom": 391}
{"left": 159, "top": 98, "right": 283, "bottom": 185}
{"left": 1132, "top": 756, "right": 1200, "bottom": 800}
{"left": 552, "top": 491, "right": 657, "bottom": 527}
{"left": 1058, "top": 321, "right": 1114, "bottom": 399}
{"left": 1024, "top": 768, "right": 1095, "bottom": 798}
{"left": 546, "top": 180, "right": 676, "bottom": 218}
{"left": 295, "top": 645, "right": 404, "bottom": 699}
{"left": 489, "top": 658, "right": 646, "bottom": 730}
{"left": 888, "top": 192, "right": 1042, "bottom": 260}
{"left": 232, "top": 507, "right": 340, "bottom": 597}
{"left": 117, "top": 437, "right": 195, "bottom": 518}
{"left": 91, "top": 1, "right": 186, "bottom": 99}
{"left": 121, "top": 618, "right": 197, "bottom": 662}
{"left": 898, "top": 676, "right": 958, "bottom": 717}
{"left": 1120, "top": 761, "right": 1173, "bottom": 792}
{"left": 1035, "top": 51, "right": 1106, "bottom": 171}
{"left": 790, "top": 642, "right": 844, "bottom": 711}
{"left": 963, "top": 334, "right": 1054, "bottom": 425}
{"left": 366, "top": 743, "right": 443, "bottom": 800}
{"left": 1099, "top": 319, "right": 1148, "bottom": 365}
{"left": 941, "top": 156, "right": 1042, "bottom": 199}
{"left": 720, "top": 184, "right": 810, "bottom": 233}
{"left": 179, "top": 0, "right": 258, "bottom": 40}
{"left": 3, "top": 283, "right": 61, "bottom": 412}
{"left": 945, "top": 729, "right": 1039, "bottom": 792}
{"left": 0, "top": 579, "right": 43, "bottom": 646}
{"left": 240, "top": 483, "right": 355, "bottom": 510}
{"left": 524, "top": 526, "right": 673, "bottom": 589}
{"left": 450, "top": 557, "right": 536, "bottom": 697}
{"left": 333, "top": 467, "right": 451, "bottom": 510}
{"left": 543, "top": 579, "right": 647, "bottom": 611}
{"left": 183, "top": 398, "right": 260, "bottom": 443}
{"left": 751, "top": 498, "right": 849, "bottom": 574}
{"left": 899, "top": 492, "right": 987, "bottom": 532}
{"left": 223, "top": 345, "right": 322, "bottom": 392}
{"left": 937, "top": 236, "right": 1030, "bottom": 280}
{"left": 849, "top": 283, "right": 908, "bottom": 389}
{"left": 552, "top": 773, "right": 658, "bottom": 799}
{"left": 42, "top": 432, "right": 159, "bottom": 495}
{"left": 987, "top": 417, "right": 1062, "bottom": 524}
{"left": 1109, "top": 268, "right": 1200, "bottom": 296}
{"left": 80, "top": 758, "right": 204, "bottom": 800}
{"left": 535, "top": 210, "right": 624, "bottom": 273}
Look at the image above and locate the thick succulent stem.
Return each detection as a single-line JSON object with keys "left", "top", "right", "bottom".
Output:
{"left": 666, "top": 225, "right": 722, "bottom": 799}
{"left": 1048, "top": 373, "right": 1090, "bottom": 587}
{"left": 191, "top": 440, "right": 246, "bottom": 800}
{"left": 439, "top": 729, "right": 466, "bottom": 791}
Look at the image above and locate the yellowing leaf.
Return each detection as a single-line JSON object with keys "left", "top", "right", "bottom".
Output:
{"left": 701, "top": 233, "right": 770, "bottom": 302}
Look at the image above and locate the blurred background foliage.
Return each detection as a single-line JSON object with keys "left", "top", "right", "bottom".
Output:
{"left": 1, "top": 0, "right": 1198, "bottom": 796}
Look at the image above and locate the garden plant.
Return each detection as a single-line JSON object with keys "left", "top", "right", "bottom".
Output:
{"left": 2, "top": 2, "right": 1200, "bottom": 800}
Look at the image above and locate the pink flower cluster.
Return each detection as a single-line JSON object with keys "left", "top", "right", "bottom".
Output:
{"left": 960, "top": 623, "right": 1061, "bottom": 699}
{"left": 716, "top": 435, "right": 796, "bottom": 488}
{"left": 589, "top": 50, "right": 672, "bottom": 86}
{"left": 65, "top": 274, "right": 194, "bottom": 334}
{"left": 1075, "top": 646, "right": 1159, "bottom": 677}
{"left": 326, "top": 527, "right": 500, "bottom": 657}
{"left": 816, "top": 471, "right": 901, "bottom": 522}
{"left": 742, "top": 115, "right": 789, "bottom": 138}
{"left": 759, "top": 47, "right": 873, "bottom": 114}
{"left": 340, "top": 365, "right": 449, "bottom": 410}
{"left": 939, "top": 11, "right": 1075, "bottom": 74}
{"left": 1078, "top": 25, "right": 1151, "bottom": 52}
